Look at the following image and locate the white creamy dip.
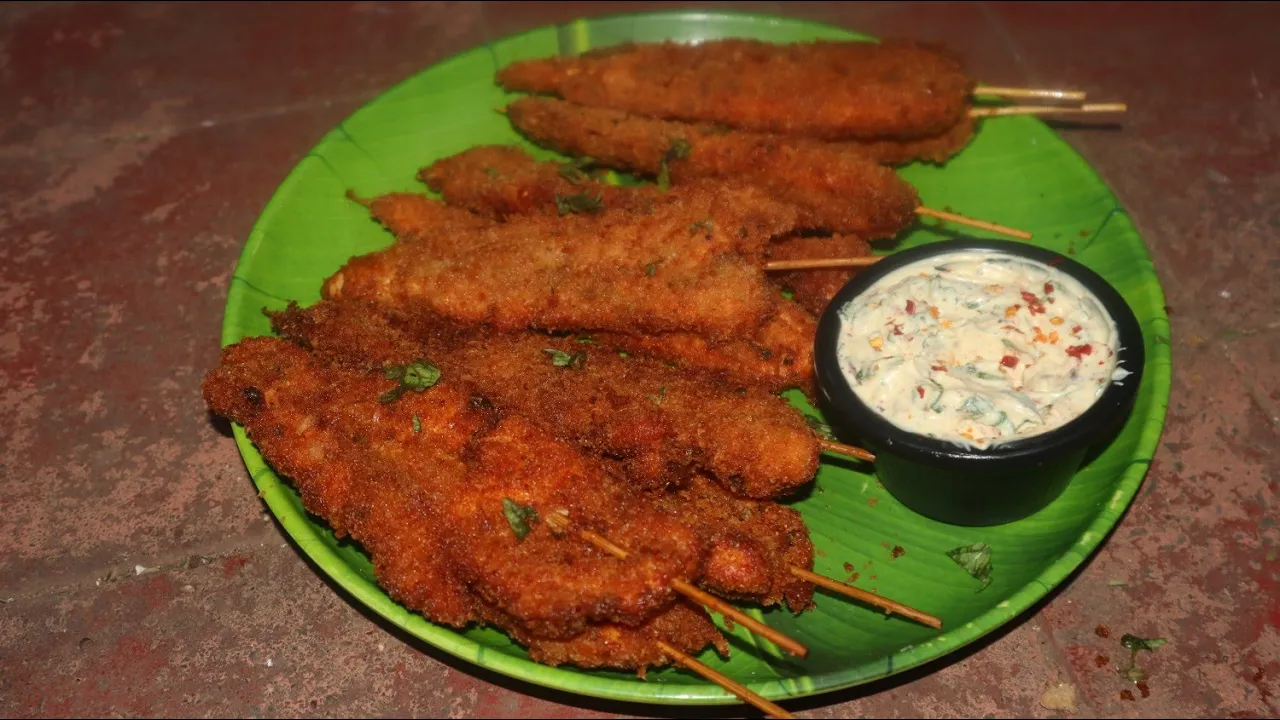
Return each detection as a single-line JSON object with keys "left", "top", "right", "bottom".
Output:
{"left": 835, "top": 250, "right": 1128, "bottom": 450}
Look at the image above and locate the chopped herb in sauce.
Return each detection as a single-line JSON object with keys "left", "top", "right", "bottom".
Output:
{"left": 412, "top": 414, "right": 421, "bottom": 433}
{"left": 483, "top": 167, "right": 499, "bottom": 178}
{"left": 689, "top": 219, "right": 714, "bottom": 235}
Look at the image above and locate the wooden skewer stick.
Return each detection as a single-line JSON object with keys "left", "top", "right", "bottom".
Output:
{"left": 765, "top": 256, "right": 883, "bottom": 272}
{"left": 656, "top": 640, "right": 796, "bottom": 719}
{"left": 817, "top": 439, "right": 876, "bottom": 463}
{"left": 973, "top": 86, "right": 1087, "bottom": 102}
{"left": 790, "top": 567, "right": 943, "bottom": 629}
{"left": 542, "top": 512, "right": 809, "bottom": 659}
{"left": 970, "top": 102, "right": 1128, "bottom": 118}
{"left": 916, "top": 207, "right": 1033, "bottom": 240}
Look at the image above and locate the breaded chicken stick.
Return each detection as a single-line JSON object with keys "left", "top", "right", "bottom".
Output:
{"left": 201, "top": 337, "right": 730, "bottom": 669}
{"left": 505, "top": 97, "right": 921, "bottom": 241}
{"left": 419, "top": 144, "right": 876, "bottom": 319}
{"left": 326, "top": 183, "right": 799, "bottom": 341}
{"left": 497, "top": 38, "right": 973, "bottom": 141}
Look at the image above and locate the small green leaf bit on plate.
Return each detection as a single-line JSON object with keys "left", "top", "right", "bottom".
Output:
{"left": 379, "top": 359, "right": 442, "bottom": 404}
{"left": 502, "top": 498, "right": 539, "bottom": 541}
{"left": 946, "top": 542, "right": 993, "bottom": 591}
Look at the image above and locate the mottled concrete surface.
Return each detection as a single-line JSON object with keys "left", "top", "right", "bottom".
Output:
{"left": 0, "top": 2, "right": 1275, "bottom": 717}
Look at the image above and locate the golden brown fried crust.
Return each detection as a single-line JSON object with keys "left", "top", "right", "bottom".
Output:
{"left": 351, "top": 191, "right": 492, "bottom": 240}
{"left": 497, "top": 38, "right": 973, "bottom": 141}
{"left": 484, "top": 598, "right": 729, "bottom": 670}
{"left": 419, "top": 145, "right": 661, "bottom": 219}
{"left": 506, "top": 97, "right": 921, "bottom": 241}
{"left": 769, "top": 235, "right": 876, "bottom": 317}
{"left": 324, "top": 184, "right": 798, "bottom": 341}
{"left": 270, "top": 300, "right": 821, "bottom": 500}
{"left": 650, "top": 474, "right": 816, "bottom": 613}
{"left": 202, "top": 337, "right": 708, "bottom": 641}
{"left": 590, "top": 298, "right": 817, "bottom": 397}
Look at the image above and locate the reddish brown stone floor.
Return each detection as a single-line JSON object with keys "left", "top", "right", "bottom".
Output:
{"left": 1, "top": 2, "right": 1276, "bottom": 717}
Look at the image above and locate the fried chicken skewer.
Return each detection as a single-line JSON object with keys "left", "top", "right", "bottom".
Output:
{"left": 496, "top": 38, "right": 977, "bottom": 142}
{"left": 202, "top": 337, "right": 731, "bottom": 665}
{"left": 353, "top": 188, "right": 820, "bottom": 395}
{"left": 503, "top": 98, "right": 1029, "bottom": 240}
{"left": 326, "top": 182, "right": 799, "bottom": 341}
{"left": 417, "top": 145, "right": 882, "bottom": 316}
{"left": 504, "top": 98, "right": 919, "bottom": 240}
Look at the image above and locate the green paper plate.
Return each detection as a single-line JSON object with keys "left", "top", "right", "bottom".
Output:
{"left": 219, "top": 9, "right": 1171, "bottom": 708}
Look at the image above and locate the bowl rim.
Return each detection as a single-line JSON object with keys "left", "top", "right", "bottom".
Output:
{"left": 813, "top": 238, "right": 1146, "bottom": 469}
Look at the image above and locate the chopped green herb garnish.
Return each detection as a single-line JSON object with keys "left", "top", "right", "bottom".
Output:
{"left": 649, "top": 386, "right": 666, "bottom": 405}
{"left": 379, "top": 359, "right": 442, "bottom": 404}
{"left": 657, "top": 138, "right": 692, "bottom": 191}
{"left": 542, "top": 348, "right": 587, "bottom": 369}
{"left": 483, "top": 167, "right": 499, "bottom": 178}
{"left": 645, "top": 262, "right": 658, "bottom": 276}
{"left": 412, "top": 414, "right": 421, "bottom": 433}
{"left": 557, "top": 156, "right": 597, "bottom": 184}
{"left": 575, "top": 335, "right": 597, "bottom": 345}
{"left": 689, "top": 219, "right": 714, "bottom": 235}
{"left": 667, "top": 138, "right": 692, "bottom": 160}
{"left": 501, "top": 498, "right": 539, "bottom": 541}
{"left": 946, "top": 542, "right": 992, "bottom": 591}
{"left": 554, "top": 190, "right": 605, "bottom": 215}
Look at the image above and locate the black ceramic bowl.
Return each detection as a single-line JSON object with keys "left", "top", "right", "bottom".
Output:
{"left": 814, "top": 239, "right": 1145, "bottom": 527}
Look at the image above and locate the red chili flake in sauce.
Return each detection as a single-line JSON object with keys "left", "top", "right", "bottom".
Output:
{"left": 1137, "top": 681, "right": 1151, "bottom": 699}
{"left": 1020, "top": 291, "right": 1047, "bottom": 315}
{"left": 1048, "top": 256, "right": 1065, "bottom": 267}
{"left": 1066, "top": 344, "right": 1094, "bottom": 359}
{"left": 1120, "top": 689, "right": 1135, "bottom": 702}
{"left": 1095, "top": 624, "right": 1111, "bottom": 638}
{"left": 891, "top": 545, "right": 906, "bottom": 559}
{"left": 916, "top": 386, "right": 926, "bottom": 398}
{"left": 892, "top": 323, "right": 904, "bottom": 336}
{"left": 1044, "top": 281, "right": 1055, "bottom": 294}
{"left": 1071, "top": 325, "right": 1082, "bottom": 335}
{"left": 1094, "top": 653, "right": 1110, "bottom": 668}
{"left": 1000, "top": 355, "right": 1019, "bottom": 368}
{"left": 905, "top": 300, "right": 916, "bottom": 314}
{"left": 930, "top": 363, "right": 947, "bottom": 372}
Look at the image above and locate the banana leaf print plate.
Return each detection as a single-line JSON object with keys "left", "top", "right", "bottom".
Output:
{"left": 218, "top": 9, "right": 1172, "bottom": 709}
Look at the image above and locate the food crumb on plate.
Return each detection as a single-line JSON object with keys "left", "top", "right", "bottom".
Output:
{"left": 1040, "top": 681, "right": 1077, "bottom": 713}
